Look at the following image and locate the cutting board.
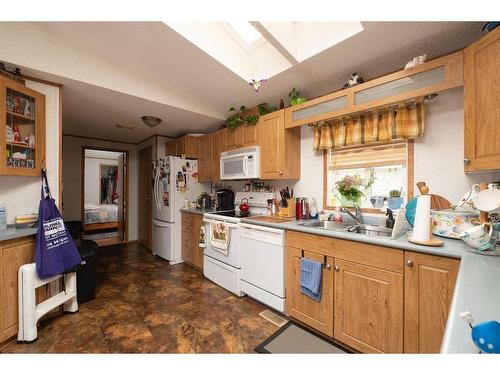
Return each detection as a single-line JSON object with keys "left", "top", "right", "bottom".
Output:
{"left": 248, "top": 216, "right": 294, "bottom": 224}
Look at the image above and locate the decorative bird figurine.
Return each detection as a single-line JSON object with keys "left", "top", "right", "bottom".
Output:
{"left": 249, "top": 79, "right": 268, "bottom": 92}
{"left": 460, "top": 311, "right": 500, "bottom": 353}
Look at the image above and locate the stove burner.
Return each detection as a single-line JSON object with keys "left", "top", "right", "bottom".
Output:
{"left": 214, "top": 211, "right": 251, "bottom": 218}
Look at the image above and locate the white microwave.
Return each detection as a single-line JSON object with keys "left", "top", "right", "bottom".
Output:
{"left": 220, "top": 146, "right": 260, "bottom": 180}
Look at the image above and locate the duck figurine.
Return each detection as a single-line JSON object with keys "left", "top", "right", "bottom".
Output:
{"left": 460, "top": 311, "right": 500, "bottom": 353}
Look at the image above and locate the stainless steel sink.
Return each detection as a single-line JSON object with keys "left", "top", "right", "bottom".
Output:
{"left": 347, "top": 224, "right": 396, "bottom": 238}
{"left": 299, "top": 221, "right": 350, "bottom": 231}
{"left": 299, "top": 221, "right": 403, "bottom": 239}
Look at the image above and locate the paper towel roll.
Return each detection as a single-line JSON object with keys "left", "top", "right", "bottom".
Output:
{"left": 412, "top": 195, "right": 431, "bottom": 241}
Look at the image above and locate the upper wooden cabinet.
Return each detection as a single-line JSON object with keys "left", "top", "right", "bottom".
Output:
{"left": 286, "top": 246, "right": 334, "bottom": 337}
{"left": 210, "top": 129, "right": 226, "bottom": 181}
{"left": 404, "top": 251, "right": 459, "bottom": 353}
{"left": 285, "top": 52, "right": 463, "bottom": 129}
{"left": 197, "top": 134, "right": 211, "bottom": 182}
{"left": 226, "top": 124, "right": 258, "bottom": 151}
{"left": 165, "top": 135, "right": 199, "bottom": 158}
{"left": 258, "top": 109, "right": 300, "bottom": 180}
{"left": 334, "top": 259, "right": 403, "bottom": 353}
{"left": 0, "top": 77, "right": 46, "bottom": 176}
{"left": 464, "top": 27, "right": 500, "bottom": 172}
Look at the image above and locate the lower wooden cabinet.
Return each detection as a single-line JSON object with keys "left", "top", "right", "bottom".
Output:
{"left": 285, "top": 230, "right": 459, "bottom": 354}
{"left": 181, "top": 213, "right": 204, "bottom": 270}
{"left": 333, "top": 259, "right": 403, "bottom": 353}
{"left": 404, "top": 251, "right": 459, "bottom": 353}
{"left": 286, "top": 247, "right": 334, "bottom": 337}
{"left": 0, "top": 236, "right": 41, "bottom": 343}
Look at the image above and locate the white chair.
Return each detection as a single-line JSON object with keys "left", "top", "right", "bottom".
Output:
{"left": 18, "top": 263, "right": 78, "bottom": 342}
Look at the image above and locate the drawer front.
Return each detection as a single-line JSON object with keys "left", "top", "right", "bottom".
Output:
{"left": 286, "top": 230, "right": 403, "bottom": 273}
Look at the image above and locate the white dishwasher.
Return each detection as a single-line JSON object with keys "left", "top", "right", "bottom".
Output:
{"left": 240, "top": 223, "right": 286, "bottom": 313}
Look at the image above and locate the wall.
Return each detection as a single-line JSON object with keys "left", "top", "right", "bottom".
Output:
{"left": 0, "top": 80, "right": 61, "bottom": 224}
{"left": 279, "top": 87, "right": 500, "bottom": 210}
{"left": 84, "top": 154, "right": 119, "bottom": 205}
{"left": 62, "top": 136, "right": 138, "bottom": 241}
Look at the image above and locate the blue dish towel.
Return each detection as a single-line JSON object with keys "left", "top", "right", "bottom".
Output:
{"left": 300, "top": 258, "right": 322, "bottom": 302}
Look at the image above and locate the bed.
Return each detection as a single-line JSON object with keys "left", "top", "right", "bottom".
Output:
{"left": 84, "top": 203, "right": 119, "bottom": 231}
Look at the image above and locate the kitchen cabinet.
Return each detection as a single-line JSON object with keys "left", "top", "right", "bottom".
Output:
{"left": 165, "top": 135, "right": 199, "bottom": 158}
{"left": 333, "top": 259, "right": 403, "bottom": 353}
{"left": 464, "top": 27, "right": 500, "bottom": 172}
{"left": 197, "top": 134, "right": 211, "bottom": 182}
{"left": 181, "top": 212, "right": 204, "bottom": 270}
{"left": 210, "top": 129, "right": 226, "bottom": 181}
{"left": 225, "top": 124, "right": 258, "bottom": 151}
{"left": 286, "top": 246, "right": 334, "bottom": 337}
{"left": 286, "top": 230, "right": 460, "bottom": 354}
{"left": 165, "top": 139, "right": 177, "bottom": 156}
{"left": 0, "top": 76, "right": 46, "bottom": 176}
{"left": 0, "top": 236, "right": 47, "bottom": 343}
{"left": 258, "top": 109, "right": 300, "bottom": 180}
{"left": 404, "top": 251, "right": 459, "bottom": 353}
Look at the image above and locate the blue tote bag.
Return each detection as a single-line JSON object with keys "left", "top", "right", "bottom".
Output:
{"left": 35, "top": 170, "right": 81, "bottom": 279}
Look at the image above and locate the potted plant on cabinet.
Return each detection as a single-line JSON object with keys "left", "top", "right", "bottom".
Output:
{"left": 288, "top": 88, "right": 307, "bottom": 106}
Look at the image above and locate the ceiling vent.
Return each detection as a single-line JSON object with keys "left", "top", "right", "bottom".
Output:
{"left": 115, "top": 123, "right": 136, "bottom": 130}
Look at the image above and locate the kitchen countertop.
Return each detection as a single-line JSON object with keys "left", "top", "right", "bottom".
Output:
{"left": 0, "top": 225, "right": 37, "bottom": 242}
{"left": 180, "top": 207, "right": 220, "bottom": 215}
{"left": 240, "top": 217, "right": 500, "bottom": 353}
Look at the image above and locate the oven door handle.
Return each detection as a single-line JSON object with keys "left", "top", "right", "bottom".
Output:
{"left": 203, "top": 219, "right": 239, "bottom": 229}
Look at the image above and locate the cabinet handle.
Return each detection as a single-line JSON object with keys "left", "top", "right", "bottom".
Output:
{"left": 406, "top": 259, "right": 414, "bottom": 267}
{"left": 334, "top": 265, "right": 340, "bottom": 272}
{"left": 325, "top": 264, "right": 332, "bottom": 270}
{"left": 463, "top": 158, "right": 470, "bottom": 164}
{"left": 279, "top": 171, "right": 283, "bottom": 175}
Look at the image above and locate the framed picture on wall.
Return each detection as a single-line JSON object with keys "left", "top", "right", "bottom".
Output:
{"left": 100, "top": 164, "right": 118, "bottom": 204}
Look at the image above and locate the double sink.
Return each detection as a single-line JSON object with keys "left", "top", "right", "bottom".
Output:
{"left": 300, "top": 221, "right": 399, "bottom": 239}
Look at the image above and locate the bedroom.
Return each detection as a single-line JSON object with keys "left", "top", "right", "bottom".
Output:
{"left": 82, "top": 148, "right": 127, "bottom": 246}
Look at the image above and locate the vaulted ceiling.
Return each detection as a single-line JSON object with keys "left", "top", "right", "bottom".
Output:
{"left": 0, "top": 21, "right": 484, "bottom": 143}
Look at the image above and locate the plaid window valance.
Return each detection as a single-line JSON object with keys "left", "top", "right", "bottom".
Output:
{"left": 312, "top": 99, "right": 425, "bottom": 151}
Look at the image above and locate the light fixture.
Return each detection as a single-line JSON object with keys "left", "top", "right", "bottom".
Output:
{"left": 141, "top": 116, "right": 162, "bottom": 128}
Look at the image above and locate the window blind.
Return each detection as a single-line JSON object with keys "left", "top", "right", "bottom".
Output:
{"left": 328, "top": 142, "right": 407, "bottom": 170}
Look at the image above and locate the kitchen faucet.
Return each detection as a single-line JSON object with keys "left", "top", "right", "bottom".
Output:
{"left": 340, "top": 205, "right": 362, "bottom": 225}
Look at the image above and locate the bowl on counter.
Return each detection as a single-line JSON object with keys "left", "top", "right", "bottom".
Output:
{"left": 431, "top": 208, "right": 479, "bottom": 239}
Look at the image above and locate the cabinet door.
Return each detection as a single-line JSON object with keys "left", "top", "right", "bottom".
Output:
{"left": 258, "top": 110, "right": 283, "bottom": 179}
{"left": 464, "top": 27, "right": 500, "bottom": 172}
{"left": 176, "top": 137, "right": 186, "bottom": 156}
{"left": 286, "top": 246, "right": 334, "bottom": 337}
{"left": 197, "top": 135, "right": 211, "bottom": 182}
{"left": 184, "top": 136, "right": 198, "bottom": 159}
{"left": 181, "top": 213, "right": 195, "bottom": 265}
{"left": 334, "top": 259, "right": 403, "bottom": 353}
{"left": 1, "top": 238, "right": 36, "bottom": 341}
{"left": 225, "top": 126, "right": 243, "bottom": 151}
{"left": 242, "top": 123, "right": 257, "bottom": 147}
{"left": 404, "top": 251, "right": 459, "bottom": 353}
{"left": 210, "top": 129, "right": 226, "bottom": 181}
{"left": 165, "top": 140, "right": 177, "bottom": 156}
{"left": 1, "top": 77, "right": 45, "bottom": 177}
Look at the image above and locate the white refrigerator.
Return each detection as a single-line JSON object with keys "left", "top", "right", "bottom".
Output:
{"left": 152, "top": 156, "right": 208, "bottom": 264}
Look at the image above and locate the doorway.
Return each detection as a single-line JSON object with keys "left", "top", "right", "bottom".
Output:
{"left": 138, "top": 146, "right": 152, "bottom": 249}
{"left": 81, "top": 147, "right": 128, "bottom": 246}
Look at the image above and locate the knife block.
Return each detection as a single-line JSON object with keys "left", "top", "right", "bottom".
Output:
{"left": 279, "top": 198, "right": 296, "bottom": 218}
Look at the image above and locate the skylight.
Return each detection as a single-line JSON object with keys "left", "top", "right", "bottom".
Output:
{"left": 226, "top": 21, "right": 262, "bottom": 45}
{"left": 164, "top": 22, "right": 364, "bottom": 83}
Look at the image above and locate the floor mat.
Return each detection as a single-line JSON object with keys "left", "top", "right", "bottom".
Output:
{"left": 255, "top": 321, "right": 350, "bottom": 354}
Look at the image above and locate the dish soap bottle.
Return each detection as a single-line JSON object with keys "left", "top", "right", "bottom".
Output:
{"left": 0, "top": 202, "right": 7, "bottom": 231}
{"left": 309, "top": 198, "right": 319, "bottom": 219}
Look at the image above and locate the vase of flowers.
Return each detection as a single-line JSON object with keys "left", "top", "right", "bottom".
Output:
{"left": 335, "top": 170, "right": 375, "bottom": 207}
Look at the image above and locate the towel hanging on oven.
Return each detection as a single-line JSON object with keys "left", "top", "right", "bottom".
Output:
{"left": 210, "top": 221, "right": 230, "bottom": 255}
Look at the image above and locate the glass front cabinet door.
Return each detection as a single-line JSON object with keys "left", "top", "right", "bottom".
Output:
{"left": 0, "top": 77, "right": 45, "bottom": 176}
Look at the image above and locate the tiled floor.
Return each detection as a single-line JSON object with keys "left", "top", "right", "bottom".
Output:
{"left": 1, "top": 243, "right": 279, "bottom": 353}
